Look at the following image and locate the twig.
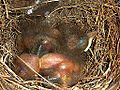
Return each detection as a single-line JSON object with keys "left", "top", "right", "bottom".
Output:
{"left": 2, "top": 0, "right": 9, "bottom": 19}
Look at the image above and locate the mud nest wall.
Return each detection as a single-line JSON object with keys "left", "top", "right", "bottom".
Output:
{"left": 0, "top": 0, "right": 119, "bottom": 90}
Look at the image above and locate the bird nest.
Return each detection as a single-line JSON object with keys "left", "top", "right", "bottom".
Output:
{"left": 0, "top": 0, "right": 119, "bottom": 90}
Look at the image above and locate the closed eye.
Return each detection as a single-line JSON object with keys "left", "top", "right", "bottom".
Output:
{"left": 76, "top": 36, "right": 87, "bottom": 48}
{"left": 78, "top": 37, "right": 84, "bottom": 45}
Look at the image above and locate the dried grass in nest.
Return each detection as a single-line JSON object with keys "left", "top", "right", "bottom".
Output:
{"left": 0, "top": 0, "right": 119, "bottom": 90}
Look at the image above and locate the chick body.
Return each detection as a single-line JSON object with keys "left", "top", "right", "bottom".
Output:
{"left": 12, "top": 54, "right": 39, "bottom": 80}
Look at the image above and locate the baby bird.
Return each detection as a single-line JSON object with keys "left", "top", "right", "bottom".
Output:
{"left": 18, "top": 20, "right": 96, "bottom": 57}
{"left": 12, "top": 53, "right": 82, "bottom": 87}
{"left": 39, "top": 53, "right": 82, "bottom": 87}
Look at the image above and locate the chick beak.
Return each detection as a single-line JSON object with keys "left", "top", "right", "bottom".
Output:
{"left": 84, "top": 31, "right": 97, "bottom": 52}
